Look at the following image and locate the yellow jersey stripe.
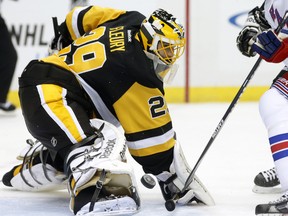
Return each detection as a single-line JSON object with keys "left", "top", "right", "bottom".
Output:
{"left": 37, "top": 84, "right": 86, "bottom": 143}
{"left": 65, "top": 6, "right": 126, "bottom": 40}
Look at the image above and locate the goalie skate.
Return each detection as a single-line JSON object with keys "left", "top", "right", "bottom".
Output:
{"left": 255, "top": 191, "right": 288, "bottom": 215}
{"left": 253, "top": 167, "right": 282, "bottom": 194}
{"left": 76, "top": 195, "right": 138, "bottom": 216}
{"left": 2, "top": 139, "right": 67, "bottom": 191}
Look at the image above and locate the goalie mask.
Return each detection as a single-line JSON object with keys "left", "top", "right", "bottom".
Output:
{"left": 139, "top": 9, "right": 186, "bottom": 83}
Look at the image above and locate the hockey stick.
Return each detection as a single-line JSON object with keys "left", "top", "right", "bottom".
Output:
{"left": 165, "top": 12, "right": 288, "bottom": 212}
{"left": 180, "top": 11, "right": 288, "bottom": 194}
{"left": 165, "top": 13, "right": 288, "bottom": 211}
{"left": 52, "top": 17, "right": 59, "bottom": 37}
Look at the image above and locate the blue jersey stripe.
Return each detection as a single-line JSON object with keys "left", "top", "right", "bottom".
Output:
{"left": 269, "top": 133, "right": 288, "bottom": 144}
{"left": 273, "top": 149, "right": 288, "bottom": 161}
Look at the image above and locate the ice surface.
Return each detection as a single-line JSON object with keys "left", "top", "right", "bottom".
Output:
{"left": 0, "top": 103, "right": 282, "bottom": 215}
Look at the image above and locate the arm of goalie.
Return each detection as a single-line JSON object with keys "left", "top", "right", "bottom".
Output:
{"left": 156, "top": 141, "right": 215, "bottom": 206}
{"left": 48, "top": 17, "right": 73, "bottom": 55}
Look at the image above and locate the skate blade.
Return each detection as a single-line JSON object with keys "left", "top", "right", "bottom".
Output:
{"left": 252, "top": 185, "right": 282, "bottom": 194}
{"left": 256, "top": 213, "right": 286, "bottom": 216}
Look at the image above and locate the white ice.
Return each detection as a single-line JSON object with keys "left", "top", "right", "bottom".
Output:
{"left": 0, "top": 102, "right": 282, "bottom": 216}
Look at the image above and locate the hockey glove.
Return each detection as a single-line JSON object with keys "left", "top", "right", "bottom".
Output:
{"left": 252, "top": 29, "right": 288, "bottom": 63}
{"left": 48, "top": 34, "right": 71, "bottom": 55}
{"left": 236, "top": 6, "right": 271, "bottom": 57}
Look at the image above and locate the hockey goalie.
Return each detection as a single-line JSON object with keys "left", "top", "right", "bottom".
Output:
{"left": 2, "top": 119, "right": 214, "bottom": 215}
{"left": 2, "top": 5, "right": 214, "bottom": 215}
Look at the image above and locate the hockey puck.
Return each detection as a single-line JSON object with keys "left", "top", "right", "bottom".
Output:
{"left": 165, "top": 199, "right": 176, "bottom": 211}
{"left": 141, "top": 174, "right": 156, "bottom": 189}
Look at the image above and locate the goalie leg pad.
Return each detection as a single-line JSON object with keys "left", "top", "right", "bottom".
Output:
{"left": 76, "top": 196, "right": 138, "bottom": 216}
{"left": 67, "top": 119, "right": 140, "bottom": 215}
{"left": 71, "top": 167, "right": 140, "bottom": 215}
{"left": 10, "top": 163, "right": 67, "bottom": 191}
{"left": 157, "top": 141, "right": 215, "bottom": 206}
{"left": 2, "top": 139, "right": 67, "bottom": 191}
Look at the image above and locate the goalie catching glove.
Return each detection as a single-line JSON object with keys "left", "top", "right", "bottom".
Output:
{"left": 236, "top": 6, "right": 271, "bottom": 57}
{"left": 48, "top": 21, "right": 72, "bottom": 55}
{"left": 156, "top": 141, "right": 215, "bottom": 206}
{"left": 48, "top": 34, "right": 72, "bottom": 55}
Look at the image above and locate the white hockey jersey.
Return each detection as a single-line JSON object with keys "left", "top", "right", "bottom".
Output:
{"left": 264, "top": 0, "right": 288, "bottom": 65}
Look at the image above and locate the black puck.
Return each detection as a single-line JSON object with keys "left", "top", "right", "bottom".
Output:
{"left": 165, "top": 199, "right": 176, "bottom": 211}
{"left": 141, "top": 174, "right": 156, "bottom": 189}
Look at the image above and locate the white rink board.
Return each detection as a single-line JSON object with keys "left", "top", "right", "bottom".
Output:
{"left": 1, "top": 0, "right": 283, "bottom": 90}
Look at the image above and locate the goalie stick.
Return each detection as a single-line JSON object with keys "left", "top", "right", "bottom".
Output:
{"left": 165, "top": 10, "right": 288, "bottom": 212}
{"left": 52, "top": 17, "right": 59, "bottom": 38}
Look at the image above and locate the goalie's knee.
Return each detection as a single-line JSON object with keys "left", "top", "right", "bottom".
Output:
{"left": 69, "top": 164, "right": 140, "bottom": 215}
{"left": 66, "top": 119, "right": 140, "bottom": 215}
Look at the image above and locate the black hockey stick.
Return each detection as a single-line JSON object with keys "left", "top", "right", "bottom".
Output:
{"left": 164, "top": 11, "right": 288, "bottom": 212}
{"left": 52, "top": 17, "right": 59, "bottom": 37}
{"left": 165, "top": 50, "right": 266, "bottom": 212}
{"left": 180, "top": 11, "right": 288, "bottom": 194}
{"left": 166, "top": 59, "right": 265, "bottom": 211}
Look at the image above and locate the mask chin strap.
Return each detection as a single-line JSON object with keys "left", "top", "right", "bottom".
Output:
{"left": 144, "top": 51, "right": 179, "bottom": 84}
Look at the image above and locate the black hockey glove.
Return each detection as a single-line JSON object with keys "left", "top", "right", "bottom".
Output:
{"left": 48, "top": 21, "right": 72, "bottom": 55}
{"left": 236, "top": 6, "right": 271, "bottom": 57}
{"left": 48, "top": 34, "right": 71, "bottom": 55}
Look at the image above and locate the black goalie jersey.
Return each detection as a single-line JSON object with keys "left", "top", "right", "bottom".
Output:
{"left": 38, "top": 6, "right": 176, "bottom": 174}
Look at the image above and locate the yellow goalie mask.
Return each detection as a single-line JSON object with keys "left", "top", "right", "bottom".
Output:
{"left": 139, "top": 9, "right": 186, "bottom": 83}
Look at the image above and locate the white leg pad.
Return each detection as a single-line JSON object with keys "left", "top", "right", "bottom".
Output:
{"left": 11, "top": 164, "right": 67, "bottom": 191}
{"left": 67, "top": 119, "right": 140, "bottom": 215}
{"left": 76, "top": 196, "right": 138, "bottom": 216}
{"left": 171, "top": 141, "right": 215, "bottom": 206}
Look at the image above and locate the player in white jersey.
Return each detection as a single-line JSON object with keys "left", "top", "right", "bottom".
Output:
{"left": 237, "top": 0, "right": 288, "bottom": 215}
